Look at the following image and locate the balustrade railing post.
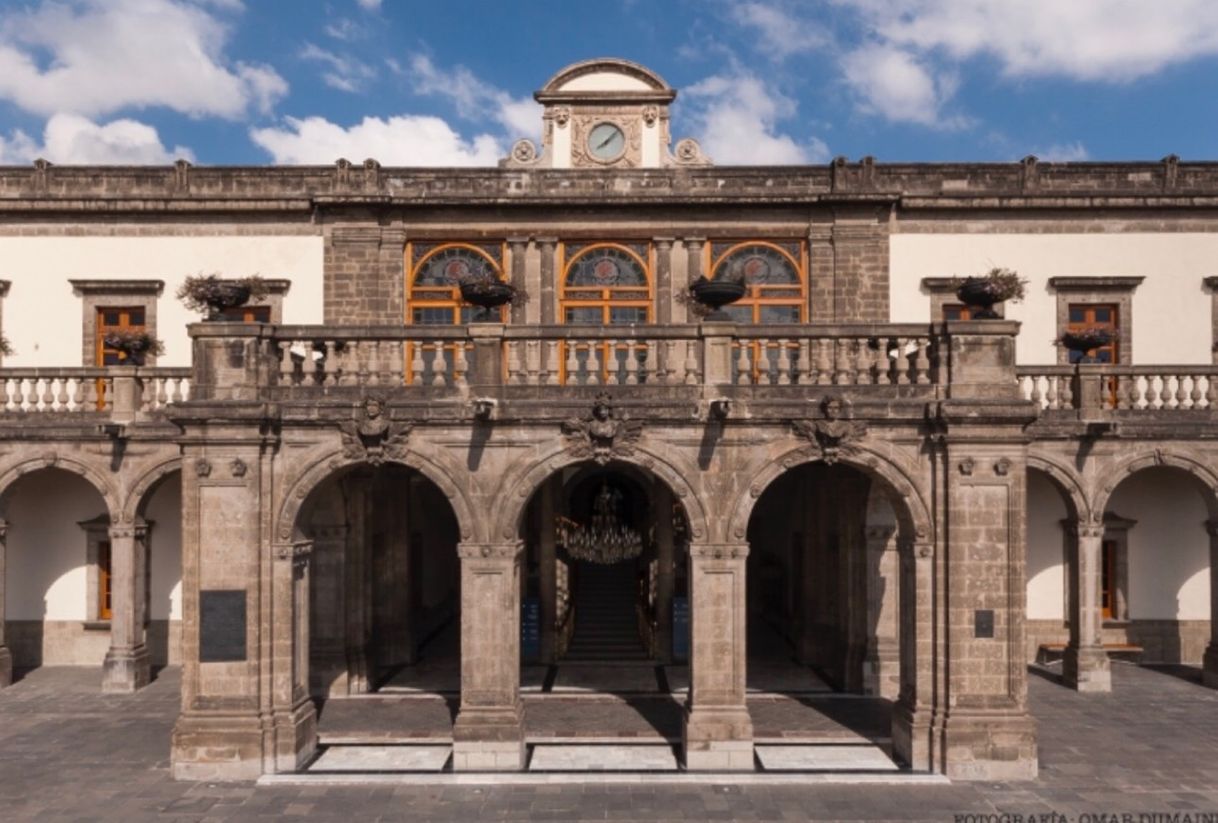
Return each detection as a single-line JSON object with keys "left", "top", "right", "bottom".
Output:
{"left": 700, "top": 320, "right": 735, "bottom": 388}
{"left": 945, "top": 320, "right": 1023, "bottom": 402}
{"left": 467, "top": 324, "right": 506, "bottom": 391}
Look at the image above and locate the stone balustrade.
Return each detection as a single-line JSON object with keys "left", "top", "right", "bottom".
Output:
{"left": 1019, "top": 364, "right": 1218, "bottom": 413}
{"left": 0, "top": 367, "right": 190, "bottom": 415}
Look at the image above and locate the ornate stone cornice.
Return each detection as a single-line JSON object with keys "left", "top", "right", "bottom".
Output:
{"left": 688, "top": 543, "right": 748, "bottom": 560}
{"left": 457, "top": 541, "right": 524, "bottom": 561}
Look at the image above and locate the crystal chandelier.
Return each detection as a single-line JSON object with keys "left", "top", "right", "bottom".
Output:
{"left": 556, "top": 483, "right": 644, "bottom": 564}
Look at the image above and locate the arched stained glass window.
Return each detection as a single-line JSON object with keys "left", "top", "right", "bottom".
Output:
{"left": 406, "top": 243, "right": 506, "bottom": 325}
{"left": 561, "top": 243, "right": 652, "bottom": 325}
{"left": 710, "top": 241, "right": 806, "bottom": 324}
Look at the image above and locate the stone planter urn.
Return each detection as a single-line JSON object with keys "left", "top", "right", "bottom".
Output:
{"left": 177, "top": 274, "right": 267, "bottom": 321}
{"left": 459, "top": 280, "right": 516, "bottom": 321}
{"left": 1060, "top": 328, "right": 1114, "bottom": 363}
{"left": 689, "top": 277, "right": 746, "bottom": 320}
{"left": 103, "top": 330, "right": 163, "bottom": 366}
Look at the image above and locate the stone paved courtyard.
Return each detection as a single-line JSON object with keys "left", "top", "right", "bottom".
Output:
{"left": 1, "top": 662, "right": 1217, "bottom": 821}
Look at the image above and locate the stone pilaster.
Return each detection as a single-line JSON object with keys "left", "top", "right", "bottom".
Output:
{"left": 684, "top": 542, "right": 753, "bottom": 771}
{"left": 654, "top": 237, "right": 674, "bottom": 325}
{"left": 452, "top": 541, "right": 526, "bottom": 771}
{"left": 508, "top": 237, "right": 529, "bottom": 325}
{"left": 0, "top": 519, "right": 10, "bottom": 687}
{"left": 538, "top": 238, "right": 557, "bottom": 324}
{"left": 891, "top": 538, "right": 938, "bottom": 772}
{"left": 266, "top": 541, "right": 317, "bottom": 774}
{"left": 653, "top": 481, "right": 675, "bottom": 663}
{"left": 1203, "top": 520, "right": 1218, "bottom": 688}
{"left": 863, "top": 524, "right": 900, "bottom": 698}
{"left": 1062, "top": 519, "right": 1112, "bottom": 692}
{"left": 102, "top": 521, "right": 152, "bottom": 692}
{"left": 938, "top": 443, "right": 1038, "bottom": 780}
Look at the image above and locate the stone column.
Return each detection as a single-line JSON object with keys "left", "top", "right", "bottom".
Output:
{"left": 508, "top": 237, "right": 529, "bottom": 325}
{"left": 1203, "top": 520, "right": 1218, "bottom": 688}
{"left": 891, "top": 537, "right": 937, "bottom": 772}
{"left": 267, "top": 541, "right": 317, "bottom": 774}
{"left": 653, "top": 481, "right": 676, "bottom": 663}
{"left": 654, "top": 237, "right": 674, "bottom": 325}
{"left": 0, "top": 519, "right": 10, "bottom": 687}
{"left": 102, "top": 521, "right": 152, "bottom": 692}
{"left": 538, "top": 238, "right": 557, "bottom": 325}
{"left": 863, "top": 525, "right": 900, "bottom": 698}
{"left": 452, "top": 541, "right": 525, "bottom": 771}
{"left": 1062, "top": 519, "right": 1111, "bottom": 692}
{"left": 684, "top": 542, "right": 753, "bottom": 771}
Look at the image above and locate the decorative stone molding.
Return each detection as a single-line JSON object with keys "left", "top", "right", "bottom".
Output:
{"left": 457, "top": 541, "right": 524, "bottom": 561}
{"left": 229, "top": 458, "right": 248, "bottom": 478}
{"left": 339, "top": 396, "right": 413, "bottom": 465}
{"left": 994, "top": 458, "right": 1012, "bottom": 476}
{"left": 791, "top": 396, "right": 867, "bottom": 464}
{"left": 688, "top": 543, "right": 749, "bottom": 560}
{"left": 561, "top": 393, "right": 642, "bottom": 465}
{"left": 958, "top": 458, "right": 975, "bottom": 476}
{"left": 195, "top": 459, "right": 212, "bottom": 478}
{"left": 273, "top": 541, "right": 312, "bottom": 568}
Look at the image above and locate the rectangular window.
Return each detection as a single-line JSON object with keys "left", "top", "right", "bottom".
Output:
{"left": 1101, "top": 538, "right": 1117, "bottom": 620}
{"left": 942, "top": 303, "right": 972, "bottom": 321}
{"left": 1067, "top": 303, "right": 1120, "bottom": 364}
{"left": 98, "top": 539, "right": 112, "bottom": 620}
{"left": 95, "top": 306, "right": 147, "bottom": 366}
{"left": 218, "top": 305, "right": 272, "bottom": 323}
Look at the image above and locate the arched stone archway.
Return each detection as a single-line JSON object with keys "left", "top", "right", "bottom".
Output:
{"left": 1089, "top": 451, "right": 1218, "bottom": 689}
{"left": 0, "top": 458, "right": 117, "bottom": 689}
{"left": 729, "top": 442, "right": 934, "bottom": 772}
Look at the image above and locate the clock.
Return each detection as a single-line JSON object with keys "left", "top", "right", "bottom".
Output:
{"left": 586, "top": 122, "right": 625, "bottom": 162}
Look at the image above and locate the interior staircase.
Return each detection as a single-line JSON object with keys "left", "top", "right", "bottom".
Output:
{"left": 564, "top": 561, "right": 650, "bottom": 662}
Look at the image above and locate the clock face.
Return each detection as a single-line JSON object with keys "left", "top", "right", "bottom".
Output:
{"left": 587, "top": 122, "right": 625, "bottom": 161}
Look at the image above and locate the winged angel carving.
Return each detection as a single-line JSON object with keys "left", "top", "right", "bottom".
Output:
{"left": 561, "top": 394, "right": 643, "bottom": 465}
{"left": 792, "top": 396, "right": 867, "bottom": 465}
{"left": 340, "top": 396, "right": 413, "bottom": 465}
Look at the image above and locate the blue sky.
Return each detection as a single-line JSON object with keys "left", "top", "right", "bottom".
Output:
{"left": 1, "top": 0, "right": 1217, "bottom": 166}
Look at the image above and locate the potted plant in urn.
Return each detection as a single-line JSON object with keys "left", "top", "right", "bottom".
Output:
{"left": 456, "top": 270, "right": 524, "bottom": 321}
{"left": 952, "top": 267, "right": 1027, "bottom": 319}
{"left": 176, "top": 273, "right": 269, "bottom": 320}
{"left": 1058, "top": 327, "right": 1114, "bottom": 362}
{"left": 687, "top": 264, "right": 747, "bottom": 320}
{"left": 103, "top": 329, "right": 164, "bottom": 366}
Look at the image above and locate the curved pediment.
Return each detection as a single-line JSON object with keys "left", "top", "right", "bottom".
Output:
{"left": 536, "top": 58, "right": 676, "bottom": 103}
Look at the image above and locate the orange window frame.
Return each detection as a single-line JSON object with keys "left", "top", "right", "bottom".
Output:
{"left": 98, "top": 539, "right": 113, "bottom": 621}
{"left": 218, "top": 305, "right": 271, "bottom": 323}
{"left": 1066, "top": 303, "right": 1120, "bottom": 364}
{"left": 942, "top": 303, "right": 973, "bottom": 321}
{"left": 707, "top": 241, "right": 808, "bottom": 324}
{"left": 95, "top": 306, "right": 147, "bottom": 366}
{"left": 404, "top": 242, "right": 507, "bottom": 384}
{"left": 558, "top": 242, "right": 654, "bottom": 384}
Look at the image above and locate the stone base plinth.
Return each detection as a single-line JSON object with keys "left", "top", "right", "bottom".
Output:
{"left": 890, "top": 701, "right": 937, "bottom": 772}
{"left": 101, "top": 645, "right": 151, "bottom": 693}
{"left": 683, "top": 706, "right": 754, "bottom": 771}
{"left": 452, "top": 705, "right": 525, "bottom": 771}
{"left": 941, "top": 709, "right": 1038, "bottom": 781}
{"left": 1063, "top": 644, "right": 1112, "bottom": 692}
{"left": 0, "top": 646, "right": 11, "bottom": 688}
{"left": 1203, "top": 643, "right": 1218, "bottom": 689}
{"left": 171, "top": 711, "right": 266, "bottom": 781}
{"left": 268, "top": 699, "right": 318, "bottom": 774}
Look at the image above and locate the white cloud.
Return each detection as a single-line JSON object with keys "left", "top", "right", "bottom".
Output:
{"left": 407, "top": 55, "right": 541, "bottom": 138}
{"left": 1035, "top": 141, "right": 1089, "bottom": 162}
{"left": 841, "top": 43, "right": 968, "bottom": 128}
{"left": 728, "top": 1, "right": 830, "bottom": 60}
{"left": 0, "top": 0, "right": 287, "bottom": 119}
{"left": 0, "top": 113, "right": 193, "bottom": 164}
{"left": 683, "top": 71, "right": 830, "bottom": 165}
{"left": 324, "top": 18, "right": 364, "bottom": 41}
{"left": 839, "top": 0, "right": 1218, "bottom": 83}
{"left": 301, "top": 43, "right": 375, "bottom": 93}
{"left": 356, "top": 0, "right": 382, "bottom": 10}
{"left": 249, "top": 115, "right": 503, "bottom": 166}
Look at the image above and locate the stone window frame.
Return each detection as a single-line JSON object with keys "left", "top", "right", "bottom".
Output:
{"left": 70, "top": 279, "right": 164, "bottom": 367}
{"left": 1049, "top": 276, "right": 1143, "bottom": 366}
{"left": 78, "top": 515, "right": 111, "bottom": 629}
{"left": 921, "top": 277, "right": 1005, "bottom": 320}
{"left": 1203, "top": 276, "right": 1218, "bottom": 364}
{"left": 216, "top": 278, "right": 291, "bottom": 323}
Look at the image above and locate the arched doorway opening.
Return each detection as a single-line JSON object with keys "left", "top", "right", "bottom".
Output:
{"left": 1101, "top": 466, "right": 1213, "bottom": 669}
{"left": 518, "top": 461, "right": 689, "bottom": 691}
{"left": 1, "top": 467, "right": 112, "bottom": 675}
{"left": 298, "top": 463, "right": 461, "bottom": 698}
{"left": 1025, "top": 466, "right": 1084, "bottom": 669}
{"left": 742, "top": 457, "right": 927, "bottom": 769}
{"left": 130, "top": 468, "right": 183, "bottom": 670}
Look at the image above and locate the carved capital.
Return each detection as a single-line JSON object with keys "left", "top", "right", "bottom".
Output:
{"left": 457, "top": 541, "right": 524, "bottom": 561}
{"left": 688, "top": 543, "right": 749, "bottom": 561}
{"left": 274, "top": 541, "right": 313, "bottom": 568}
{"left": 1066, "top": 518, "right": 1105, "bottom": 540}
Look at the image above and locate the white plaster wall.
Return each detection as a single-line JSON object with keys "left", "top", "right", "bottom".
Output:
{"left": 1109, "top": 468, "right": 1211, "bottom": 620}
{"left": 558, "top": 72, "right": 652, "bottom": 92}
{"left": 551, "top": 122, "right": 572, "bottom": 169}
{"left": 889, "top": 233, "right": 1218, "bottom": 365}
{"left": 3, "top": 469, "right": 108, "bottom": 620}
{"left": 145, "top": 473, "right": 182, "bottom": 621}
{"left": 1026, "top": 471, "right": 1067, "bottom": 620}
{"left": 0, "top": 235, "right": 324, "bottom": 368}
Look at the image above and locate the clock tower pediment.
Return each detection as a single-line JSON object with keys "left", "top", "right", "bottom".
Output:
{"left": 502, "top": 58, "right": 709, "bottom": 170}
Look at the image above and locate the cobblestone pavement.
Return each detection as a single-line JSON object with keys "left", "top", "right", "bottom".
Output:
{"left": 2, "top": 662, "right": 1217, "bottom": 821}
